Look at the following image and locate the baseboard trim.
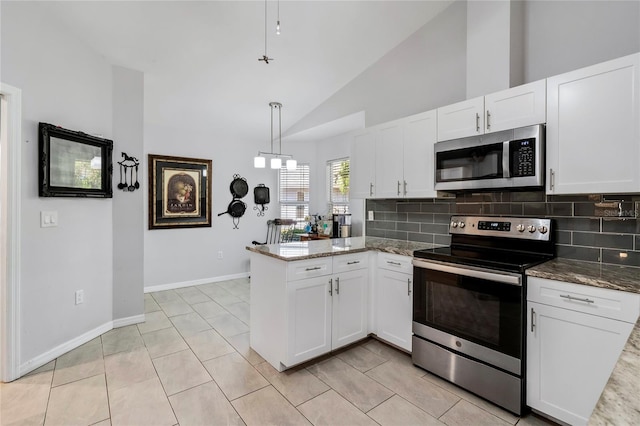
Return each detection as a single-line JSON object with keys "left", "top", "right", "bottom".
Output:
{"left": 18, "top": 321, "right": 113, "bottom": 378}
{"left": 144, "top": 272, "right": 250, "bottom": 293}
{"left": 113, "top": 314, "right": 145, "bottom": 328}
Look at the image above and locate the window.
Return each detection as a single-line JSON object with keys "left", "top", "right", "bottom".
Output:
{"left": 279, "top": 163, "right": 309, "bottom": 224}
{"left": 327, "top": 158, "right": 349, "bottom": 214}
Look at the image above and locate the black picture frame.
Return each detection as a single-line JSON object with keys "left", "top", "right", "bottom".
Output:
{"left": 38, "top": 122, "right": 113, "bottom": 198}
{"left": 148, "top": 154, "right": 212, "bottom": 230}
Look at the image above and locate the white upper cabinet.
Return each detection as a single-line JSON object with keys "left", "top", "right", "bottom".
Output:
{"left": 546, "top": 53, "right": 640, "bottom": 194}
{"left": 350, "top": 128, "right": 376, "bottom": 198}
{"left": 403, "top": 110, "right": 438, "bottom": 198}
{"left": 484, "top": 80, "right": 546, "bottom": 133}
{"left": 437, "top": 81, "right": 547, "bottom": 141}
{"left": 437, "top": 96, "right": 484, "bottom": 141}
{"left": 375, "top": 119, "right": 405, "bottom": 198}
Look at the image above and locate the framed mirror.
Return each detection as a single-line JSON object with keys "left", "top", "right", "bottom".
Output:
{"left": 39, "top": 122, "right": 113, "bottom": 198}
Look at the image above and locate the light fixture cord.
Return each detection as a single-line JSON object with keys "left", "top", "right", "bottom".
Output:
{"left": 278, "top": 104, "right": 282, "bottom": 155}
{"left": 270, "top": 103, "right": 274, "bottom": 154}
{"left": 264, "top": 0, "right": 268, "bottom": 56}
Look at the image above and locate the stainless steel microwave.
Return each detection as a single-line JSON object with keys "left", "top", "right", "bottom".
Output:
{"left": 434, "top": 124, "right": 544, "bottom": 191}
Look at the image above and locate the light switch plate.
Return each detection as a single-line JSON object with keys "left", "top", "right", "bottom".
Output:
{"left": 368, "top": 211, "right": 374, "bottom": 221}
{"left": 40, "top": 211, "right": 58, "bottom": 228}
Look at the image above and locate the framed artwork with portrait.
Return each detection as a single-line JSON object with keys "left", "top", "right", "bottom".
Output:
{"left": 148, "top": 154, "right": 212, "bottom": 229}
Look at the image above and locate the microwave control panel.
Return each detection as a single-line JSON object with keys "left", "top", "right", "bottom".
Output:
{"left": 510, "top": 139, "right": 535, "bottom": 177}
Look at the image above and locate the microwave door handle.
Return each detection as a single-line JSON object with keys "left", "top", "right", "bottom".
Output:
{"left": 502, "top": 141, "right": 510, "bottom": 178}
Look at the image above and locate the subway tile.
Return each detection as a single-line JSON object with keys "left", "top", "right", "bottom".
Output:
{"left": 368, "top": 200, "right": 397, "bottom": 212}
{"left": 547, "top": 194, "right": 601, "bottom": 202}
{"left": 397, "top": 202, "right": 422, "bottom": 213}
{"left": 420, "top": 223, "right": 450, "bottom": 235}
{"left": 603, "top": 193, "right": 640, "bottom": 202}
{"left": 553, "top": 217, "right": 601, "bottom": 232}
{"left": 555, "top": 230, "right": 572, "bottom": 245}
{"left": 407, "top": 233, "right": 434, "bottom": 244}
{"left": 407, "top": 213, "right": 435, "bottom": 223}
{"left": 490, "top": 203, "right": 524, "bottom": 215}
{"left": 602, "top": 250, "right": 640, "bottom": 267}
{"left": 434, "top": 235, "right": 452, "bottom": 246}
{"left": 397, "top": 222, "right": 420, "bottom": 232}
{"left": 573, "top": 232, "right": 634, "bottom": 250}
{"left": 384, "top": 230, "right": 408, "bottom": 240}
{"left": 433, "top": 213, "right": 452, "bottom": 224}
{"left": 574, "top": 202, "right": 596, "bottom": 217}
{"left": 636, "top": 236, "right": 640, "bottom": 251}
{"left": 366, "top": 228, "right": 386, "bottom": 238}
{"left": 454, "top": 203, "right": 486, "bottom": 215}
{"left": 523, "top": 202, "right": 573, "bottom": 217}
{"left": 556, "top": 245, "right": 601, "bottom": 263}
{"left": 461, "top": 192, "right": 502, "bottom": 203}
{"left": 378, "top": 212, "right": 408, "bottom": 222}
{"left": 420, "top": 202, "right": 451, "bottom": 213}
{"left": 602, "top": 218, "right": 640, "bottom": 234}
{"left": 510, "top": 191, "right": 546, "bottom": 202}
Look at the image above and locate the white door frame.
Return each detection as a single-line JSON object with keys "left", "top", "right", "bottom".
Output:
{"left": 0, "top": 82, "right": 22, "bottom": 382}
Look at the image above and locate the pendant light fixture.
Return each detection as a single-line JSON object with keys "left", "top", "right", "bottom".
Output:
{"left": 258, "top": 0, "right": 274, "bottom": 64}
{"left": 254, "top": 102, "right": 297, "bottom": 170}
{"left": 276, "top": 0, "right": 281, "bottom": 35}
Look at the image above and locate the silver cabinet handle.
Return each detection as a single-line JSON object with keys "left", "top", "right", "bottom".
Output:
{"left": 486, "top": 110, "right": 491, "bottom": 130}
{"left": 403, "top": 180, "right": 407, "bottom": 196}
{"left": 407, "top": 278, "right": 412, "bottom": 296}
{"left": 347, "top": 261, "right": 360, "bottom": 265}
{"left": 328, "top": 278, "right": 332, "bottom": 296}
{"left": 549, "top": 169, "right": 555, "bottom": 191}
{"left": 397, "top": 181, "right": 401, "bottom": 196}
{"left": 387, "top": 261, "right": 401, "bottom": 266}
{"left": 335, "top": 277, "right": 340, "bottom": 295}
{"left": 560, "top": 294, "right": 595, "bottom": 304}
{"left": 305, "top": 266, "right": 321, "bottom": 271}
{"left": 369, "top": 182, "right": 374, "bottom": 196}
{"left": 475, "top": 113, "right": 480, "bottom": 132}
{"left": 531, "top": 307, "right": 536, "bottom": 332}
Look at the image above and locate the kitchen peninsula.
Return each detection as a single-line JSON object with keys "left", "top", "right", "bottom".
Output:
{"left": 246, "top": 237, "right": 436, "bottom": 372}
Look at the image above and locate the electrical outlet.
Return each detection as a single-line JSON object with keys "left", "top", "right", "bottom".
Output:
{"left": 368, "top": 211, "right": 374, "bottom": 221}
{"left": 75, "top": 290, "right": 84, "bottom": 305}
{"left": 217, "top": 251, "right": 223, "bottom": 259}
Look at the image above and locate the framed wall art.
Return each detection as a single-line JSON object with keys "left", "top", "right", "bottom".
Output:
{"left": 148, "top": 154, "right": 212, "bottom": 229}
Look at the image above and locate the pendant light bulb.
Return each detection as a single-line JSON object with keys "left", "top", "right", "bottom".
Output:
{"left": 254, "top": 155, "right": 266, "bottom": 168}
{"left": 286, "top": 159, "right": 297, "bottom": 170}
{"left": 276, "top": 21, "right": 281, "bottom": 35}
{"left": 271, "top": 157, "right": 282, "bottom": 169}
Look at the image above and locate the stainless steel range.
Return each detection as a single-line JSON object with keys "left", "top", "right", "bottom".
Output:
{"left": 412, "top": 216, "right": 555, "bottom": 415}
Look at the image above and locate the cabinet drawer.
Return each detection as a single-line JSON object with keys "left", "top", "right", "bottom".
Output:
{"left": 377, "top": 252, "right": 413, "bottom": 274}
{"left": 333, "top": 252, "right": 369, "bottom": 273}
{"left": 527, "top": 277, "right": 640, "bottom": 323}
{"left": 287, "top": 258, "right": 333, "bottom": 281}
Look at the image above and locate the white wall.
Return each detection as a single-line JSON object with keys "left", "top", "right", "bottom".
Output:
{"left": 1, "top": 2, "right": 113, "bottom": 365}
{"left": 112, "top": 66, "right": 144, "bottom": 322}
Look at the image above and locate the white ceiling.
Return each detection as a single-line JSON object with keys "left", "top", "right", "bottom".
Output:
{"left": 39, "top": 1, "right": 453, "bottom": 142}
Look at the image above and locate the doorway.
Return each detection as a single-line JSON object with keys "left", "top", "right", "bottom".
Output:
{"left": 0, "top": 83, "right": 22, "bottom": 382}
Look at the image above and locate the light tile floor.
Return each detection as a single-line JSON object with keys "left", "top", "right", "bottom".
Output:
{"left": 0, "top": 278, "right": 556, "bottom": 426}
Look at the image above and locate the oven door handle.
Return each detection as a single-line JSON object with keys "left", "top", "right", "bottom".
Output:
{"left": 412, "top": 259, "right": 522, "bottom": 286}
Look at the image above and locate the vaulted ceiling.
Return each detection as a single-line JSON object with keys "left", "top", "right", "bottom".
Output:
{"left": 37, "top": 1, "right": 453, "bottom": 142}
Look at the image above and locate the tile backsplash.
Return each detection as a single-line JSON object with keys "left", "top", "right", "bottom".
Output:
{"left": 365, "top": 191, "right": 640, "bottom": 268}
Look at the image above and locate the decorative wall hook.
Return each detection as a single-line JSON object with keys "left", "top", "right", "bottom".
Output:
{"left": 117, "top": 152, "right": 140, "bottom": 192}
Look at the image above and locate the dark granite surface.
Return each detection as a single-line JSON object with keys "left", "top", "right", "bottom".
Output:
{"left": 527, "top": 259, "right": 640, "bottom": 425}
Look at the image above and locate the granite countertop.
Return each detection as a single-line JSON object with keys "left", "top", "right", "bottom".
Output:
{"left": 246, "top": 236, "right": 440, "bottom": 261}
{"left": 527, "top": 258, "right": 640, "bottom": 425}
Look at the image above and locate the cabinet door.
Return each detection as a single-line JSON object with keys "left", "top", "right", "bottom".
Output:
{"left": 332, "top": 269, "right": 369, "bottom": 350}
{"left": 376, "top": 269, "right": 412, "bottom": 352}
{"left": 546, "top": 53, "right": 640, "bottom": 194}
{"left": 484, "top": 80, "right": 546, "bottom": 133}
{"left": 437, "top": 96, "right": 484, "bottom": 141}
{"left": 286, "top": 275, "right": 333, "bottom": 366}
{"left": 375, "top": 120, "right": 404, "bottom": 198}
{"left": 526, "top": 301, "right": 634, "bottom": 425}
{"left": 350, "top": 129, "right": 376, "bottom": 198}
{"left": 403, "top": 110, "right": 437, "bottom": 198}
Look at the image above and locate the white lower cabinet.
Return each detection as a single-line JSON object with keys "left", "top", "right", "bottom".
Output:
{"left": 526, "top": 277, "right": 639, "bottom": 425}
{"left": 375, "top": 253, "right": 413, "bottom": 352}
{"left": 250, "top": 251, "right": 369, "bottom": 371}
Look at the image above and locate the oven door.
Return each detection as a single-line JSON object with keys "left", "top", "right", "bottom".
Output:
{"left": 412, "top": 258, "right": 524, "bottom": 375}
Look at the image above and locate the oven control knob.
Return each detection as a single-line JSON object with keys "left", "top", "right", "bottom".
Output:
{"left": 451, "top": 221, "right": 458, "bottom": 228}
{"left": 527, "top": 225, "right": 537, "bottom": 233}
{"left": 458, "top": 222, "right": 465, "bottom": 229}
{"left": 516, "top": 224, "right": 525, "bottom": 232}
{"left": 538, "top": 225, "right": 548, "bottom": 234}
